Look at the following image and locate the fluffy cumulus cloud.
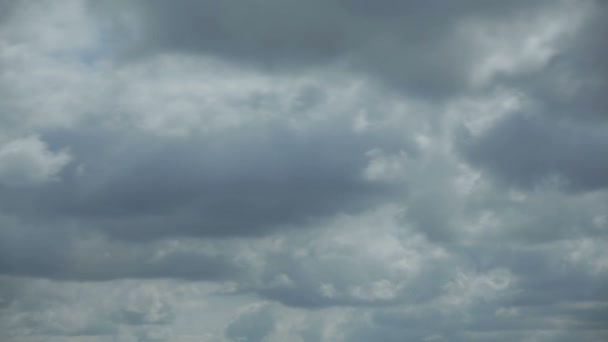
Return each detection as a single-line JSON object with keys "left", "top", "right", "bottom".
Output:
{"left": 0, "top": 0, "right": 607, "bottom": 341}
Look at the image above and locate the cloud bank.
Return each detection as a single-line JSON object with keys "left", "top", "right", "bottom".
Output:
{"left": 0, "top": 0, "right": 607, "bottom": 341}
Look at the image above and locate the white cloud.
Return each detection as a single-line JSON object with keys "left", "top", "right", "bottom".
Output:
{"left": 0, "top": 135, "right": 71, "bottom": 186}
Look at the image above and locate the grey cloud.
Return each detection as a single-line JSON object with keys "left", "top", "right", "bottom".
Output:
{"left": 225, "top": 304, "right": 275, "bottom": 342}
{"left": 226, "top": 209, "right": 459, "bottom": 309}
{"left": 0, "top": 135, "right": 72, "bottom": 187}
{"left": 0, "top": 116, "right": 403, "bottom": 241}
{"left": 505, "top": 1, "right": 608, "bottom": 122}
{"left": 0, "top": 277, "right": 185, "bottom": 340}
{"left": 0, "top": 220, "right": 240, "bottom": 281}
{"left": 344, "top": 267, "right": 608, "bottom": 342}
{"left": 0, "top": 0, "right": 19, "bottom": 24}
{"left": 490, "top": 191, "right": 608, "bottom": 243}
{"left": 93, "top": 0, "right": 555, "bottom": 98}
{"left": 297, "top": 320, "right": 324, "bottom": 342}
{"left": 250, "top": 252, "right": 452, "bottom": 309}
{"left": 458, "top": 113, "right": 608, "bottom": 191}
{"left": 114, "top": 288, "right": 176, "bottom": 326}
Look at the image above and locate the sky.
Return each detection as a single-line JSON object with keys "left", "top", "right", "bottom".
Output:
{"left": 0, "top": 0, "right": 607, "bottom": 341}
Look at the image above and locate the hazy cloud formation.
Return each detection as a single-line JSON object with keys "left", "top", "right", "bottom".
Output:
{"left": 0, "top": 0, "right": 607, "bottom": 341}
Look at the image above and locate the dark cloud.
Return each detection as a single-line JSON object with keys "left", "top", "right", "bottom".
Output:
{"left": 0, "top": 222, "right": 240, "bottom": 281}
{"left": 93, "top": 0, "right": 557, "bottom": 98}
{"left": 504, "top": 1, "right": 608, "bottom": 122}
{"left": 0, "top": 0, "right": 19, "bottom": 24}
{"left": 0, "top": 116, "right": 403, "bottom": 241}
{"left": 458, "top": 113, "right": 608, "bottom": 191}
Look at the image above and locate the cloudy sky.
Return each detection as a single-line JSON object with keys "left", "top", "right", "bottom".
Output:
{"left": 0, "top": 0, "right": 607, "bottom": 341}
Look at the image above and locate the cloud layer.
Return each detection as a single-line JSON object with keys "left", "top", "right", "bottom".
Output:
{"left": 0, "top": 0, "right": 607, "bottom": 341}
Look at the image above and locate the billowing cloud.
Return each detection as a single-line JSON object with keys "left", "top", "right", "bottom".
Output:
{"left": 0, "top": 0, "right": 607, "bottom": 341}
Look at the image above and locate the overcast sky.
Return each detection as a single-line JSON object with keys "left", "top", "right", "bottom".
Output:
{"left": 0, "top": 0, "right": 607, "bottom": 341}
